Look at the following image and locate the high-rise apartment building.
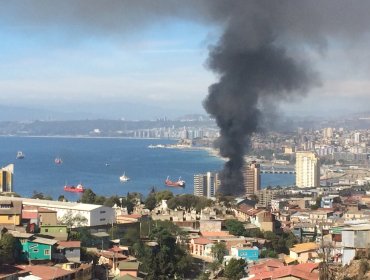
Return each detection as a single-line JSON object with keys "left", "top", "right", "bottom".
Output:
{"left": 243, "top": 162, "right": 261, "bottom": 196}
{"left": 354, "top": 132, "right": 361, "bottom": 144}
{"left": 193, "top": 172, "right": 220, "bottom": 198}
{"left": 295, "top": 151, "right": 320, "bottom": 188}
{"left": 256, "top": 189, "right": 277, "bottom": 208}
{"left": 0, "top": 164, "right": 14, "bottom": 193}
{"left": 323, "top": 127, "right": 333, "bottom": 139}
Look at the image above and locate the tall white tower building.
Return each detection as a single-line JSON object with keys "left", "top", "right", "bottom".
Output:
{"left": 295, "top": 151, "right": 320, "bottom": 188}
{"left": 354, "top": 132, "right": 361, "bottom": 144}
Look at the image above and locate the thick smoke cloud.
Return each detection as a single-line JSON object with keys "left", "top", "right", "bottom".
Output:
{"left": 2, "top": 0, "right": 370, "bottom": 194}
{"left": 204, "top": 41, "right": 316, "bottom": 194}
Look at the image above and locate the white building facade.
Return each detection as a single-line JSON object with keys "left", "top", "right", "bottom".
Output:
{"left": 0, "top": 196, "right": 115, "bottom": 227}
{"left": 295, "top": 151, "right": 320, "bottom": 188}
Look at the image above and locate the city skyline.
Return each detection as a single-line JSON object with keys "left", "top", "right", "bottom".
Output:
{"left": 1, "top": 1, "right": 370, "bottom": 120}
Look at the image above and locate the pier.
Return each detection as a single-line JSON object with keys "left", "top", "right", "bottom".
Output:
{"left": 261, "top": 168, "right": 296, "bottom": 174}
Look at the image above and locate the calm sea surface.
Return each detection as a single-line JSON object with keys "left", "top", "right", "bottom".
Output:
{"left": 0, "top": 137, "right": 294, "bottom": 201}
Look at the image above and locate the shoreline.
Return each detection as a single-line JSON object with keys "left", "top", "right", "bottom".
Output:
{"left": 0, "top": 135, "right": 179, "bottom": 141}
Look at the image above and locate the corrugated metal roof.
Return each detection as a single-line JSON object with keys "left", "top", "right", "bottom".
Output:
{"left": 31, "top": 237, "right": 58, "bottom": 245}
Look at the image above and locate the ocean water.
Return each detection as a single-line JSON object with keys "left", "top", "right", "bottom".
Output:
{"left": 0, "top": 137, "right": 294, "bottom": 201}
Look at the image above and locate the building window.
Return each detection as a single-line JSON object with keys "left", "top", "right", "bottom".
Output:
{"left": 100, "top": 210, "right": 106, "bottom": 214}
{"left": 45, "top": 229, "right": 49, "bottom": 232}
{"left": 33, "top": 249, "right": 39, "bottom": 253}
{"left": 44, "top": 249, "right": 50, "bottom": 255}
{"left": 100, "top": 218, "right": 106, "bottom": 221}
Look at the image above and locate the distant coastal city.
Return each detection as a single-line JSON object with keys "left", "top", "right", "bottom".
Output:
{"left": 0, "top": 114, "right": 370, "bottom": 279}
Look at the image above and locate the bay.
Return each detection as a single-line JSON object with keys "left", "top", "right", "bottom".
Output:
{"left": 0, "top": 137, "right": 295, "bottom": 201}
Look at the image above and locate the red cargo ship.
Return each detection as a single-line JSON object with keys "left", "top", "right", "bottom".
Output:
{"left": 64, "top": 184, "right": 85, "bottom": 193}
{"left": 165, "top": 176, "right": 185, "bottom": 188}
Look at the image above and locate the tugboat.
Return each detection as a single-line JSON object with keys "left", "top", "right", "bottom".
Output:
{"left": 64, "top": 184, "right": 85, "bottom": 193}
{"left": 119, "top": 172, "right": 130, "bottom": 182}
{"left": 165, "top": 176, "right": 185, "bottom": 188}
{"left": 16, "top": 151, "right": 25, "bottom": 159}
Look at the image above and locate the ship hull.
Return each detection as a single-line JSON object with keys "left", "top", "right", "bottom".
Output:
{"left": 165, "top": 180, "right": 185, "bottom": 188}
{"left": 64, "top": 186, "right": 84, "bottom": 193}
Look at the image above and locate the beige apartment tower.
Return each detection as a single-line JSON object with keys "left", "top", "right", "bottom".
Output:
{"left": 0, "top": 164, "right": 14, "bottom": 193}
{"left": 193, "top": 172, "right": 220, "bottom": 198}
{"left": 243, "top": 161, "right": 261, "bottom": 196}
{"left": 295, "top": 151, "right": 320, "bottom": 188}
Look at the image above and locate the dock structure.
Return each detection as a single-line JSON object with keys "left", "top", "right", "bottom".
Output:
{"left": 260, "top": 167, "right": 296, "bottom": 174}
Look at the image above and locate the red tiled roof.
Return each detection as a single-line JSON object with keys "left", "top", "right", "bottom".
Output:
{"left": 38, "top": 207, "right": 57, "bottom": 213}
{"left": 109, "top": 246, "right": 124, "bottom": 253}
{"left": 100, "top": 251, "right": 127, "bottom": 259}
{"left": 16, "top": 265, "right": 73, "bottom": 280}
{"left": 57, "top": 241, "right": 81, "bottom": 248}
{"left": 249, "top": 263, "right": 319, "bottom": 280}
{"left": 295, "top": 263, "right": 319, "bottom": 273}
{"left": 238, "top": 204, "right": 253, "bottom": 214}
{"left": 246, "top": 208, "right": 264, "bottom": 216}
{"left": 193, "top": 237, "right": 213, "bottom": 245}
{"left": 201, "top": 231, "right": 234, "bottom": 238}
{"left": 22, "top": 206, "right": 56, "bottom": 213}
{"left": 225, "top": 240, "right": 247, "bottom": 252}
{"left": 249, "top": 259, "right": 285, "bottom": 274}
{"left": 22, "top": 211, "right": 38, "bottom": 219}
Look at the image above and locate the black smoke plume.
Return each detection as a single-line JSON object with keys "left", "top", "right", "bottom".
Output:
{"left": 203, "top": 12, "right": 316, "bottom": 195}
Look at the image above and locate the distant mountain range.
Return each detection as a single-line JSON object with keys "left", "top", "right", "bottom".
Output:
{"left": 0, "top": 102, "right": 206, "bottom": 121}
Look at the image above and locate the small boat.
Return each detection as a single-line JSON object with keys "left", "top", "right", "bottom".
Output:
{"left": 16, "top": 151, "right": 25, "bottom": 159}
{"left": 165, "top": 176, "right": 185, "bottom": 188}
{"left": 148, "top": 144, "right": 166, "bottom": 149}
{"left": 64, "top": 184, "right": 85, "bottom": 193}
{"left": 105, "top": 163, "right": 110, "bottom": 167}
{"left": 120, "top": 172, "right": 130, "bottom": 182}
{"left": 55, "top": 157, "right": 63, "bottom": 164}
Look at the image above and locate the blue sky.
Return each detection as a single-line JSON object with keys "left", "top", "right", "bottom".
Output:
{"left": 1, "top": 5, "right": 370, "bottom": 121}
{"left": 0, "top": 19, "right": 219, "bottom": 119}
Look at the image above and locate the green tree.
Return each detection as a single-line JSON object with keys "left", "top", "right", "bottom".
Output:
{"left": 198, "top": 271, "right": 211, "bottom": 280}
{"left": 223, "top": 258, "right": 247, "bottom": 280}
{"left": 80, "top": 247, "right": 98, "bottom": 263}
{"left": 80, "top": 188, "right": 96, "bottom": 204}
{"left": 58, "top": 211, "right": 88, "bottom": 228}
{"left": 166, "top": 197, "right": 178, "bottom": 210}
{"left": 58, "top": 195, "right": 68, "bottom": 202}
{"left": 166, "top": 194, "right": 211, "bottom": 212}
{"left": 31, "top": 191, "right": 52, "bottom": 200}
{"left": 104, "top": 195, "right": 120, "bottom": 207}
{"left": 225, "top": 220, "right": 246, "bottom": 236}
{"left": 0, "top": 233, "right": 17, "bottom": 264}
{"left": 263, "top": 231, "right": 277, "bottom": 240}
{"left": 70, "top": 228, "right": 99, "bottom": 247}
{"left": 245, "top": 228, "right": 264, "bottom": 238}
{"left": 121, "top": 197, "right": 135, "bottom": 214}
{"left": 94, "top": 195, "right": 106, "bottom": 205}
{"left": 145, "top": 195, "right": 157, "bottom": 211}
{"left": 216, "top": 194, "right": 235, "bottom": 208}
{"left": 195, "top": 196, "right": 212, "bottom": 212}
{"left": 133, "top": 221, "right": 193, "bottom": 279}
{"left": 211, "top": 242, "right": 228, "bottom": 264}
{"left": 155, "top": 190, "right": 174, "bottom": 203}
{"left": 123, "top": 228, "right": 140, "bottom": 246}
